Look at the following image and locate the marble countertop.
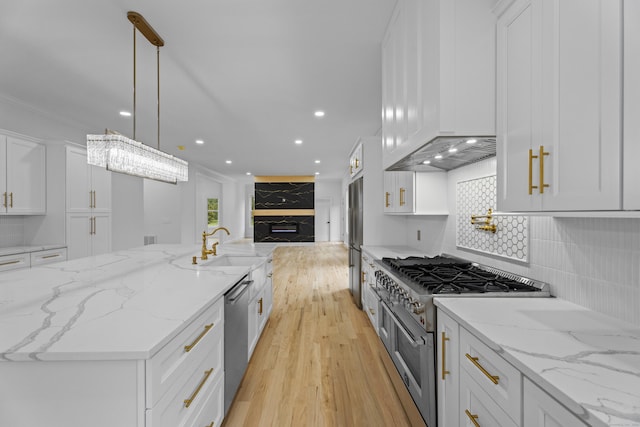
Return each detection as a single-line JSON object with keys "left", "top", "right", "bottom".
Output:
{"left": 361, "top": 245, "right": 432, "bottom": 260}
{"left": 0, "top": 245, "right": 67, "bottom": 256}
{"left": 434, "top": 297, "right": 640, "bottom": 427}
{"left": 0, "top": 242, "right": 274, "bottom": 362}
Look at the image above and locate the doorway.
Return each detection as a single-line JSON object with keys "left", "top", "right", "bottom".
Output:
{"left": 315, "top": 198, "right": 331, "bottom": 242}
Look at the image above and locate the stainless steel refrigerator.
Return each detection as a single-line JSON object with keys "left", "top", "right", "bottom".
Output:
{"left": 348, "top": 177, "right": 363, "bottom": 308}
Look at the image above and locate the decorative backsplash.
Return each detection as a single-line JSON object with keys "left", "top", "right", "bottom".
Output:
{"left": 456, "top": 175, "right": 528, "bottom": 262}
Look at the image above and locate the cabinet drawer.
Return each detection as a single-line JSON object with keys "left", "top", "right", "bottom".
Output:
{"left": 30, "top": 248, "right": 67, "bottom": 266}
{"left": 147, "top": 298, "right": 224, "bottom": 408}
{"left": 460, "top": 368, "right": 518, "bottom": 427}
{"left": 460, "top": 327, "right": 521, "bottom": 423}
{"left": 0, "top": 253, "right": 30, "bottom": 272}
{"left": 146, "top": 345, "right": 224, "bottom": 427}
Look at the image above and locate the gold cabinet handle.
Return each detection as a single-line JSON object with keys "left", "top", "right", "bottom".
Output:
{"left": 538, "top": 145, "right": 549, "bottom": 194}
{"left": 399, "top": 187, "right": 406, "bottom": 206}
{"left": 205, "top": 422, "right": 214, "bottom": 427}
{"left": 184, "top": 368, "right": 213, "bottom": 408}
{"left": 361, "top": 271, "right": 365, "bottom": 284}
{"left": 0, "top": 260, "right": 21, "bottom": 267}
{"left": 441, "top": 332, "right": 450, "bottom": 380}
{"left": 9, "top": 192, "right": 12, "bottom": 208}
{"left": 89, "top": 191, "right": 93, "bottom": 208}
{"left": 465, "top": 353, "right": 499, "bottom": 384}
{"left": 42, "top": 254, "right": 60, "bottom": 259}
{"left": 258, "top": 298, "right": 263, "bottom": 315}
{"left": 465, "top": 409, "right": 481, "bottom": 427}
{"left": 2, "top": 192, "right": 6, "bottom": 208}
{"left": 368, "top": 308, "right": 375, "bottom": 316}
{"left": 89, "top": 217, "right": 94, "bottom": 235}
{"left": 267, "top": 272, "right": 273, "bottom": 278}
{"left": 385, "top": 192, "right": 390, "bottom": 208}
{"left": 355, "top": 157, "right": 360, "bottom": 169}
{"left": 528, "top": 148, "right": 538, "bottom": 195}
{"left": 184, "top": 323, "right": 214, "bottom": 352}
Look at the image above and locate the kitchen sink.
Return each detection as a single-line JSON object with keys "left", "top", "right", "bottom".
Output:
{"left": 199, "top": 255, "right": 266, "bottom": 267}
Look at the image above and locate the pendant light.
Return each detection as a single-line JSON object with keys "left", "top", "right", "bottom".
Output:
{"left": 87, "top": 11, "right": 188, "bottom": 184}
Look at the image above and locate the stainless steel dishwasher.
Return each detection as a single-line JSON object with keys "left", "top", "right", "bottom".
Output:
{"left": 224, "top": 276, "right": 252, "bottom": 415}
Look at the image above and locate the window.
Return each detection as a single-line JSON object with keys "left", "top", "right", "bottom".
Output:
{"left": 207, "top": 198, "right": 219, "bottom": 228}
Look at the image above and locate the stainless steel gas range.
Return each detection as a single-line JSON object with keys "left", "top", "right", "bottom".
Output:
{"left": 372, "top": 255, "right": 550, "bottom": 427}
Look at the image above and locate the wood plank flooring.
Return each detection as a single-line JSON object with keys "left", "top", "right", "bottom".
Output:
{"left": 222, "top": 244, "right": 426, "bottom": 427}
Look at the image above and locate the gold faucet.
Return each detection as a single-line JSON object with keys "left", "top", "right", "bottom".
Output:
{"left": 201, "top": 227, "right": 231, "bottom": 260}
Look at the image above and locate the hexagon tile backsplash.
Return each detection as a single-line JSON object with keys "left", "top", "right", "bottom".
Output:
{"left": 456, "top": 175, "right": 528, "bottom": 262}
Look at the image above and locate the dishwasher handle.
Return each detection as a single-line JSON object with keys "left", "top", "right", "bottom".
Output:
{"left": 226, "top": 280, "right": 253, "bottom": 304}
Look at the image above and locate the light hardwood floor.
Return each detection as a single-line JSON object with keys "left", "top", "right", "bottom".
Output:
{"left": 222, "top": 244, "right": 426, "bottom": 427}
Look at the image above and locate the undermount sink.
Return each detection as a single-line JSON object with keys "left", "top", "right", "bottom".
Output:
{"left": 200, "top": 255, "right": 266, "bottom": 267}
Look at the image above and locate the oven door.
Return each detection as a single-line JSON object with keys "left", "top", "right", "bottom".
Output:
{"left": 383, "top": 301, "right": 436, "bottom": 427}
{"left": 378, "top": 298, "right": 394, "bottom": 354}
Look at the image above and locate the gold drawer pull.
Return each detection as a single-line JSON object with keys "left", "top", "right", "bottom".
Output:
{"left": 184, "top": 368, "right": 213, "bottom": 408}
{"left": 368, "top": 308, "right": 375, "bottom": 316}
{"left": 0, "top": 260, "right": 21, "bottom": 267}
{"left": 267, "top": 272, "right": 273, "bottom": 278}
{"left": 258, "top": 298, "right": 263, "bottom": 315}
{"left": 399, "top": 187, "right": 406, "bottom": 206}
{"left": 465, "top": 409, "right": 481, "bottom": 427}
{"left": 184, "top": 323, "right": 214, "bottom": 352}
{"left": 205, "top": 422, "right": 214, "bottom": 427}
{"left": 465, "top": 353, "right": 499, "bottom": 384}
{"left": 441, "top": 332, "right": 450, "bottom": 380}
{"left": 42, "top": 254, "right": 60, "bottom": 259}
{"left": 385, "top": 191, "right": 390, "bottom": 208}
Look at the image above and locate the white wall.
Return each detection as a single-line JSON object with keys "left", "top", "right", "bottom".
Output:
{"left": 406, "top": 158, "right": 640, "bottom": 327}
{"left": 144, "top": 179, "right": 184, "bottom": 244}
{"left": 111, "top": 173, "right": 144, "bottom": 251}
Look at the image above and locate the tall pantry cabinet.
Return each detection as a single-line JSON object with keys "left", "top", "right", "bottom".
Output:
{"left": 66, "top": 146, "right": 112, "bottom": 259}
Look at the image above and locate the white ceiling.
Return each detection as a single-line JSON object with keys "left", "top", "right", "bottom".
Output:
{"left": 0, "top": 0, "right": 396, "bottom": 181}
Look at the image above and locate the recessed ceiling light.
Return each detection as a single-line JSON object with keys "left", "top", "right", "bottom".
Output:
{"left": 423, "top": 160, "right": 431, "bottom": 165}
{"left": 225, "top": 160, "right": 232, "bottom": 164}
{"left": 435, "top": 154, "right": 443, "bottom": 160}
{"left": 195, "top": 139, "right": 204, "bottom": 145}
{"left": 315, "top": 172, "right": 320, "bottom": 175}
{"left": 314, "top": 111, "right": 325, "bottom": 117}
{"left": 314, "top": 160, "right": 321, "bottom": 164}
{"left": 246, "top": 172, "right": 251, "bottom": 175}
{"left": 466, "top": 139, "right": 477, "bottom": 144}
{"left": 448, "top": 148, "right": 458, "bottom": 153}
{"left": 295, "top": 139, "right": 303, "bottom": 145}
{"left": 119, "top": 111, "right": 131, "bottom": 117}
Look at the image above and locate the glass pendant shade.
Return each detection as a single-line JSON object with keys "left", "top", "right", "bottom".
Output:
{"left": 87, "top": 134, "right": 188, "bottom": 183}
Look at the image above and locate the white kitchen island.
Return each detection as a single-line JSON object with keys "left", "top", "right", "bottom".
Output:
{"left": 435, "top": 297, "right": 640, "bottom": 427}
{"left": 0, "top": 243, "right": 274, "bottom": 427}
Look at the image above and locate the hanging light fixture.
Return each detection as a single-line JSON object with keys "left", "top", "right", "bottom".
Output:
{"left": 87, "top": 11, "right": 188, "bottom": 184}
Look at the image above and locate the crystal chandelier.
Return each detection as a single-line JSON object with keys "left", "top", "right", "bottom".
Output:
{"left": 87, "top": 11, "right": 188, "bottom": 184}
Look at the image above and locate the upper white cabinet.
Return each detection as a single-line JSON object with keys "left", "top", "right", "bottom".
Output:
{"left": 349, "top": 142, "right": 363, "bottom": 178}
{"left": 382, "top": 0, "right": 496, "bottom": 169}
{"left": 496, "top": 0, "right": 623, "bottom": 212}
{"left": 0, "top": 135, "right": 46, "bottom": 215}
{"left": 624, "top": 0, "right": 640, "bottom": 210}
{"left": 384, "top": 171, "right": 448, "bottom": 215}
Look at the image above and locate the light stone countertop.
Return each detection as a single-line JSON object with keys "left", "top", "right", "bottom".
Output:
{"left": 0, "top": 242, "right": 274, "bottom": 362}
{"left": 361, "top": 245, "right": 433, "bottom": 260}
{"left": 434, "top": 297, "right": 640, "bottom": 427}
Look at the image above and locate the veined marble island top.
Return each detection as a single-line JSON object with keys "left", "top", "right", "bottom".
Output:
{"left": 435, "top": 297, "right": 640, "bottom": 427}
{"left": 0, "top": 243, "right": 273, "bottom": 362}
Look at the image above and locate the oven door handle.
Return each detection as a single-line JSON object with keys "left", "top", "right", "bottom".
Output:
{"left": 383, "top": 302, "right": 426, "bottom": 347}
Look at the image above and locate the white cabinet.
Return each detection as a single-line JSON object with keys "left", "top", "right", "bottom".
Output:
{"left": 523, "top": 378, "right": 587, "bottom": 427}
{"left": 437, "top": 310, "right": 459, "bottom": 427}
{"left": 495, "top": 0, "right": 623, "bottom": 212}
{"left": 361, "top": 251, "right": 378, "bottom": 331}
{"left": 349, "top": 142, "right": 363, "bottom": 178}
{"left": 65, "top": 146, "right": 112, "bottom": 260}
{"left": 0, "top": 135, "right": 46, "bottom": 215}
{"left": 382, "top": 0, "right": 496, "bottom": 169}
{"left": 384, "top": 171, "right": 448, "bottom": 215}
{"left": 460, "top": 368, "right": 518, "bottom": 427}
{"left": 0, "top": 252, "right": 30, "bottom": 272}
{"left": 0, "top": 297, "right": 225, "bottom": 427}
{"left": 624, "top": 0, "right": 640, "bottom": 210}
{"left": 30, "top": 247, "right": 67, "bottom": 267}
{"left": 248, "top": 255, "right": 273, "bottom": 360}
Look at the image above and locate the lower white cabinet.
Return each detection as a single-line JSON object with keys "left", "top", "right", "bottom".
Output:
{"left": 30, "top": 247, "right": 67, "bottom": 266}
{"left": 437, "top": 308, "right": 586, "bottom": 427}
{"left": 523, "top": 378, "right": 587, "bottom": 427}
{"left": 0, "top": 252, "right": 30, "bottom": 272}
{"left": 0, "top": 297, "right": 225, "bottom": 427}
{"left": 361, "top": 251, "right": 379, "bottom": 331}
{"left": 66, "top": 213, "right": 111, "bottom": 260}
{"left": 248, "top": 255, "right": 273, "bottom": 360}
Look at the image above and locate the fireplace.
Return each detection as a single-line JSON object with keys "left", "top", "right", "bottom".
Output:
{"left": 254, "top": 215, "right": 314, "bottom": 242}
{"left": 270, "top": 224, "right": 298, "bottom": 234}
